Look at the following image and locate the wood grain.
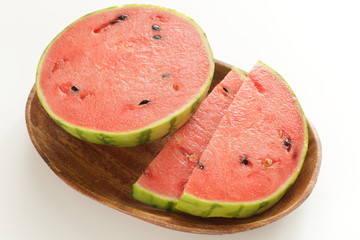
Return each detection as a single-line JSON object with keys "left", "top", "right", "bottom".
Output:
{"left": 25, "top": 60, "right": 322, "bottom": 234}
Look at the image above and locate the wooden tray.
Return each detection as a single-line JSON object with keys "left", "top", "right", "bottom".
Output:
{"left": 25, "top": 60, "right": 322, "bottom": 234}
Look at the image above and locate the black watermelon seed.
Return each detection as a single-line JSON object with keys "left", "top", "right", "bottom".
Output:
{"left": 222, "top": 87, "right": 229, "bottom": 93}
{"left": 162, "top": 73, "right": 170, "bottom": 78}
{"left": 139, "top": 99, "right": 150, "bottom": 105}
{"left": 71, "top": 86, "right": 79, "bottom": 92}
{"left": 241, "top": 157, "right": 249, "bottom": 165}
{"left": 110, "top": 20, "right": 121, "bottom": 24}
{"left": 284, "top": 137, "right": 291, "bottom": 151}
{"left": 118, "top": 14, "right": 128, "bottom": 20}
{"left": 152, "top": 25, "right": 161, "bottom": 31}
{"left": 197, "top": 161, "right": 205, "bottom": 170}
{"left": 153, "top": 35, "right": 162, "bottom": 40}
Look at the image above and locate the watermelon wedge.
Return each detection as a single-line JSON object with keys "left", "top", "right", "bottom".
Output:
{"left": 36, "top": 5, "right": 214, "bottom": 146}
{"left": 132, "top": 67, "right": 247, "bottom": 210}
{"left": 175, "top": 61, "right": 308, "bottom": 218}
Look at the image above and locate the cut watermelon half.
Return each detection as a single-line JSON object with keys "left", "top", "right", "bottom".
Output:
{"left": 36, "top": 5, "right": 214, "bottom": 146}
{"left": 132, "top": 67, "right": 247, "bottom": 210}
{"left": 175, "top": 61, "right": 308, "bottom": 218}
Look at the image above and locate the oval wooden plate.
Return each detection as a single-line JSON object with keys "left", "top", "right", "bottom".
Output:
{"left": 26, "top": 60, "right": 322, "bottom": 234}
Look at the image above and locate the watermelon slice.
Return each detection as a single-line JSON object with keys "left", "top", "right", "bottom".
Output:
{"left": 175, "top": 61, "right": 308, "bottom": 218}
{"left": 132, "top": 67, "right": 247, "bottom": 210}
{"left": 36, "top": 5, "right": 214, "bottom": 146}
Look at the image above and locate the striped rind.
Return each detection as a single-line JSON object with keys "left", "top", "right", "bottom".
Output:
{"left": 175, "top": 61, "right": 309, "bottom": 218}
{"left": 175, "top": 187, "right": 287, "bottom": 218}
{"left": 131, "top": 183, "right": 178, "bottom": 211}
{"left": 35, "top": 5, "right": 214, "bottom": 147}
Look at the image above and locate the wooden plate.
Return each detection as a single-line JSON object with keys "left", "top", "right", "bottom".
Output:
{"left": 25, "top": 60, "right": 322, "bottom": 234}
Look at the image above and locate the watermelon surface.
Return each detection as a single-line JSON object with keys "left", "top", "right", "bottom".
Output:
{"left": 132, "top": 67, "right": 247, "bottom": 210}
{"left": 175, "top": 61, "right": 308, "bottom": 218}
{"left": 36, "top": 5, "right": 214, "bottom": 146}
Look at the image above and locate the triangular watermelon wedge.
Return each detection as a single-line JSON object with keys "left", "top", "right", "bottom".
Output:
{"left": 132, "top": 67, "right": 247, "bottom": 209}
{"left": 175, "top": 61, "right": 308, "bottom": 218}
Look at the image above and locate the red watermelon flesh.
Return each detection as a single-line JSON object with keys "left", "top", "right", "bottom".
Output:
{"left": 176, "top": 61, "right": 308, "bottom": 218}
{"left": 37, "top": 5, "right": 213, "bottom": 135}
{"left": 132, "top": 67, "right": 247, "bottom": 209}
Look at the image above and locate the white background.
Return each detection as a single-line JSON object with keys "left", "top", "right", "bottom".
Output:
{"left": 1, "top": 0, "right": 359, "bottom": 239}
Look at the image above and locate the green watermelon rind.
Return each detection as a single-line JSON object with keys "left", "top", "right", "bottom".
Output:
{"left": 131, "top": 183, "right": 178, "bottom": 211}
{"left": 175, "top": 61, "right": 309, "bottom": 218}
{"left": 36, "top": 5, "right": 214, "bottom": 147}
{"left": 175, "top": 186, "right": 286, "bottom": 218}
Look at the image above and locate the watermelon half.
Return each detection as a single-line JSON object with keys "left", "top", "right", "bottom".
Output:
{"left": 175, "top": 61, "right": 308, "bottom": 218}
{"left": 36, "top": 5, "right": 214, "bottom": 146}
{"left": 132, "top": 67, "right": 247, "bottom": 210}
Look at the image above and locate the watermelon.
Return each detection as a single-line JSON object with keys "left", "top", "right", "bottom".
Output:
{"left": 36, "top": 5, "right": 214, "bottom": 146}
{"left": 175, "top": 61, "right": 308, "bottom": 218}
{"left": 132, "top": 67, "right": 247, "bottom": 210}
